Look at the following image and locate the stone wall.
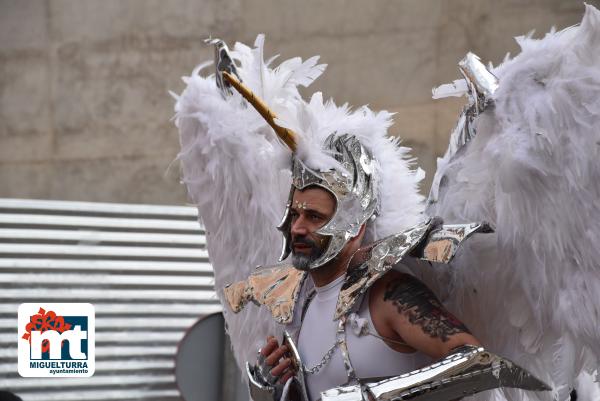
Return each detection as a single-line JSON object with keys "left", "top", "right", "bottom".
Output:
{"left": 1, "top": 0, "right": 597, "bottom": 204}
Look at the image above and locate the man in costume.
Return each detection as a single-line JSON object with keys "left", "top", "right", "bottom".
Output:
{"left": 174, "top": 6, "right": 600, "bottom": 399}
{"left": 174, "top": 38, "right": 550, "bottom": 401}
{"left": 247, "top": 145, "right": 485, "bottom": 401}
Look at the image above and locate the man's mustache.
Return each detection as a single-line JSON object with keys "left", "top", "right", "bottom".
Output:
{"left": 292, "top": 236, "right": 318, "bottom": 248}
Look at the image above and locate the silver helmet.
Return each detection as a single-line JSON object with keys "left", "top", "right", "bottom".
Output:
{"left": 215, "top": 49, "right": 380, "bottom": 270}
{"left": 277, "top": 134, "right": 379, "bottom": 270}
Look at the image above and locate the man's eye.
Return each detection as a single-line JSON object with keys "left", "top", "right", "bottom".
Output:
{"left": 309, "top": 214, "right": 322, "bottom": 221}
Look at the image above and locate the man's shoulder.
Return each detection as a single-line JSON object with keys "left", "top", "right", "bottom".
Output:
{"left": 369, "top": 270, "right": 424, "bottom": 306}
{"left": 374, "top": 269, "right": 413, "bottom": 286}
{"left": 332, "top": 226, "right": 430, "bottom": 320}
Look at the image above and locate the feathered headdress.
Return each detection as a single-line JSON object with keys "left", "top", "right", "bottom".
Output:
{"left": 173, "top": 34, "right": 425, "bottom": 368}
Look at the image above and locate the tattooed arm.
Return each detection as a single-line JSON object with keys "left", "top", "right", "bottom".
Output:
{"left": 369, "top": 271, "right": 481, "bottom": 359}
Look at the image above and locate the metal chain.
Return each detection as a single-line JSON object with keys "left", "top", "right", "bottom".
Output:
{"left": 303, "top": 340, "right": 340, "bottom": 375}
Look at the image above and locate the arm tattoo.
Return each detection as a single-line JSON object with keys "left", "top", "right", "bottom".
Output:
{"left": 384, "top": 275, "right": 470, "bottom": 342}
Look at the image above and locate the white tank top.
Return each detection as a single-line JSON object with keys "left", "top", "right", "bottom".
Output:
{"left": 297, "top": 275, "right": 429, "bottom": 401}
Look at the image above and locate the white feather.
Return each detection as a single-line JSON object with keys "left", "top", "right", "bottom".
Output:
{"left": 432, "top": 79, "right": 469, "bottom": 99}
{"left": 428, "top": 5, "right": 600, "bottom": 400}
{"left": 174, "top": 35, "right": 325, "bottom": 369}
{"left": 276, "top": 92, "right": 426, "bottom": 240}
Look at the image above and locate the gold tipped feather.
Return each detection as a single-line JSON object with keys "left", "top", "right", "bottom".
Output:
{"left": 222, "top": 71, "right": 297, "bottom": 152}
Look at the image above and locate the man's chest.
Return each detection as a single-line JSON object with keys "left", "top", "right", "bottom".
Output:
{"left": 297, "top": 293, "right": 349, "bottom": 401}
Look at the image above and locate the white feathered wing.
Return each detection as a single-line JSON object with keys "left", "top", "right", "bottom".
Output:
{"left": 173, "top": 35, "right": 326, "bottom": 369}
{"left": 426, "top": 5, "right": 600, "bottom": 401}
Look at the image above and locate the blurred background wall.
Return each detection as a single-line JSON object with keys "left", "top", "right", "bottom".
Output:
{"left": 2, "top": 0, "right": 598, "bottom": 205}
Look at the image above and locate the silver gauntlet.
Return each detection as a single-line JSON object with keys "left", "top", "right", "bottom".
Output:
{"left": 247, "top": 332, "right": 310, "bottom": 401}
{"left": 321, "top": 345, "right": 551, "bottom": 401}
{"left": 246, "top": 349, "right": 284, "bottom": 401}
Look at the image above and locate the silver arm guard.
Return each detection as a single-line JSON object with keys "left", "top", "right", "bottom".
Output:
{"left": 246, "top": 361, "right": 282, "bottom": 401}
{"left": 247, "top": 331, "right": 310, "bottom": 401}
{"left": 247, "top": 361, "right": 307, "bottom": 401}
{"left": 321, "top": 345, "right": 551, "bottom": 401}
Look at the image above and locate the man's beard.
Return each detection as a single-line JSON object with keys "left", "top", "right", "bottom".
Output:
{"left": 291, "top": 235, "right": 325, "bottom": 271}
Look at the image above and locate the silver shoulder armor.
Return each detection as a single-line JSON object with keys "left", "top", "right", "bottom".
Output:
{"left": 321, "top": 345, "right": 550, "bottom": 401}
{"left": 418, "top": 221, "right": 493, "bottom": 264}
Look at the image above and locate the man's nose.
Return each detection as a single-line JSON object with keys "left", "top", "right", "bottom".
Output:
{"left": 290, "top": 216, "right": 309, "bottom": 236}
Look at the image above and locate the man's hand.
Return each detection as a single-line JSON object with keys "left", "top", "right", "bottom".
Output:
{"left": 259, "top": 336, "right": 296, "bottom": 384}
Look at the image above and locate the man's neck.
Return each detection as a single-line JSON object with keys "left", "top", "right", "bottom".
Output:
{"left": 309, "top": 258, "right": 348, "bottom": 288}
